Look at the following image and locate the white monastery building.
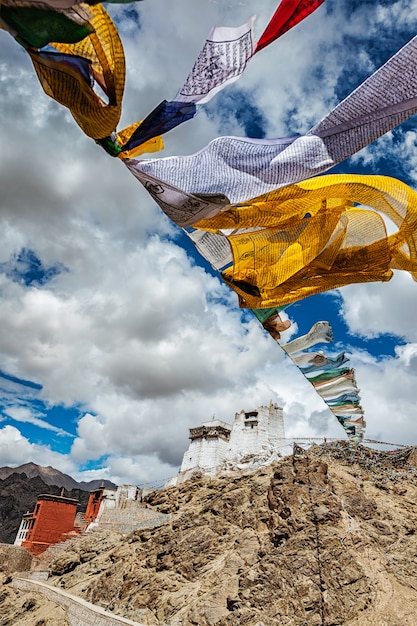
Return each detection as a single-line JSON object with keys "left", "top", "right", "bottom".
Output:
{"left": 168, "top": 403, "right": 291, "bottom": 486}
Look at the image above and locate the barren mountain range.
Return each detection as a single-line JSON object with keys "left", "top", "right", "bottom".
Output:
{"left": 0, "top": 462, "right": 116, "bottom": 492}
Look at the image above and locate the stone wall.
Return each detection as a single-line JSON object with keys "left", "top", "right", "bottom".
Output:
{"left": 228, "top": 404, "right": 286, "bottom": 462}
{"left": 89, "top": 500, "right": 171, "bottom": 534}
{"left": 13, "top": 577, "right": 145, "bottom": 626}
{"left": 116, "top": 485, "right": 138, "bottom": 507}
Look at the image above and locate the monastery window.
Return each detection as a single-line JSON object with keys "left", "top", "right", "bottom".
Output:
{"left": 244, "top": 411, "right": 258, "bottom": 428}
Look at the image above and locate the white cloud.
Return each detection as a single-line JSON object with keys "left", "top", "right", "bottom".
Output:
{"left": 0, "top": 425, "right": 76, "bottom": 473}
{"left": 340, "top": 273, "right": 417, "bottom": 342}
{"left": 0, "top": 1, "right": 417, "bottom": 486}
{"left": 4, "top": 406, "right": 73, "bottom": 437}
{"left": 352, "top": 348, "right": 417, "bottom": 446}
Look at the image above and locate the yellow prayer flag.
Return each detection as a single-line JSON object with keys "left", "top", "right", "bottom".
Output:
{"left": 193, "top": 174, "right": 417, "bottom": 308}
{"left": 30, "top": 4, "right": 125, "bottom": 140}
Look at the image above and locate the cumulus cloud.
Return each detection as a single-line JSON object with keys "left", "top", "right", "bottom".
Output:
{"left": 340, "top": 273, "right": 417, "bottom": 343}
{"left": 0, "top": 0, "right": 416, "bottom": 485}
{"left": 3, "top": 406, "right": 73, "bottom": 437}
{"left": 0, "top": 425, "right": 77, "bottom": 472}
{"left": 352, "top": 348, "right": 417, "bottom": 446}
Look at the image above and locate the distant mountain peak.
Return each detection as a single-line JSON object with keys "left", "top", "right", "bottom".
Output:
{"left": 0, "top": 462, "right": 116, "bottom": 491}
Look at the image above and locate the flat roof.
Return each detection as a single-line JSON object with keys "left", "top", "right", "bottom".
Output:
{"left": 200, "top": 420, "right": 231, "bottom": 429}
{"left": 37, "top": 494, "right": 79, "bottom": 505}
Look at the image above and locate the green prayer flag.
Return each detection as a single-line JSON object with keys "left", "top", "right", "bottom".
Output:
{"left": 0, "top": 6, "right": 93, "bottom": 49}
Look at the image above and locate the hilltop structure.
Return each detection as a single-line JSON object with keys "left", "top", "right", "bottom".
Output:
{"left": 168, "top": 403, "right": 291, "bottom": 486}
{"left": 14, "top": 493, "right": 82, "bottom": 555}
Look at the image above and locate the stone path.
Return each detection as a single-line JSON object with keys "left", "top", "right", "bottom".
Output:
{"left": 13, "top": 577, "right": 146, "bottom": 626}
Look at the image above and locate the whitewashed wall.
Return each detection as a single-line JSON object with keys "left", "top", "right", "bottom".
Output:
{"left": 178, "top": 404, "right": 288, "bottom": 478}
{"left": 180, "top": 432, "right": 230, "bottom": 475}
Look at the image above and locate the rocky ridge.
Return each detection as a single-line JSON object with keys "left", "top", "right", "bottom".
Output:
{"left": 0, "top": 462, "right": 116, "bottom": 492}
{"left": 1, "top": 442, "right": 417, "bottom": 625}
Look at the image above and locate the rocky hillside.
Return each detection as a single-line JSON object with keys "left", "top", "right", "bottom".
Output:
{"left": 2, "top": 442, "right": 417, "bottom": 625}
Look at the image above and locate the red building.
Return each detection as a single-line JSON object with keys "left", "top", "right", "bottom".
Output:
{"left": 84, "top": 488, "right": 105, "bottom": 523}
{"left": 15, "top": 494, "right": 80, "bottom": 556}
{"left": 84, "top": 485, "right": 119, "bottom": 525}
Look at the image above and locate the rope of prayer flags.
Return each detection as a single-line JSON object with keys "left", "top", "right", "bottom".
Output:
{"left": 128, "top": 32, "right": 417, "bottom": 197}
{"left": 121, "top": 1, "right": 325, "bottom": 154}
{"left": 277, "top": 322, "right": 365, "bottom": 441}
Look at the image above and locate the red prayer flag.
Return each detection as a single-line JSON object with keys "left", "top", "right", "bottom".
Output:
{"left": 255, "top": 0, "right": 325, "bottom": 53}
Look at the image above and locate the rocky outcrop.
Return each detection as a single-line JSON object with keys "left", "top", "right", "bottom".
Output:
{"left": 2, "top": 443, "right": 417, "bottom": 625}
{"left": 0, "top": 544, "right": 32, "bottom": 574}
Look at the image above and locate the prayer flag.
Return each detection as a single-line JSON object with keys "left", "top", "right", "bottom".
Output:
{"left": 255, "top": 0, "right": 325, "bottom": 53}
{"left": 176, "top": 17, "right": 255, "bottom": 105}
{"left": 31, "top": 4, "right": 125, "bottom": 140}
{"left": 130, "top": 33, "right": 417, "bottom": 204}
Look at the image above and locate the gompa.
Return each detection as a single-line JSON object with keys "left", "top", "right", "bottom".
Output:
{"left": 168, "top": 403, "right": 291, "bottom": 486}
{"left": 14, "top": 493, "right": 81, "bottom": 556}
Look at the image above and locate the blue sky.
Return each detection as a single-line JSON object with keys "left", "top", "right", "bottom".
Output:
{"left": 0, "top": 0, "right": 417, "bottom": 485}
